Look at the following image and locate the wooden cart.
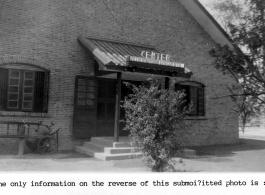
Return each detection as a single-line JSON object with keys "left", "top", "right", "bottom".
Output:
{"left": 0, "top": 121, "right": 59, "bottom": 155}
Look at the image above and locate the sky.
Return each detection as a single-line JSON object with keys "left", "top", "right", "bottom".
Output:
{"left": 198, "top": 0, "right": 209, "bottom": 4}
{"left": 197, "top": 0, "right": 222, "bottom": 27}
{"left": 198, "top": 0, "right": 214, "bottom": 12}
{"left": 197, "top": 0, "right": 216, "bottom": 17}
{"left": 198, "top": 0, "right": 214, "bottom": 6}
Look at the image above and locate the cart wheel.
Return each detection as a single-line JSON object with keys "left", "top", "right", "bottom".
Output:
{"left": 38, "top": 137, "right": 57, "bottom": 154}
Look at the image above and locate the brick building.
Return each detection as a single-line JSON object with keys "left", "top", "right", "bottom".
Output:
{"left": 0, "top": 0, "right": 239, "bottom": 153}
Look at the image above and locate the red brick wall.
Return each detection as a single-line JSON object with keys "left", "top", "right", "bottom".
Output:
{"left": 0, "top": 0, "right": 239, "bottom": 152}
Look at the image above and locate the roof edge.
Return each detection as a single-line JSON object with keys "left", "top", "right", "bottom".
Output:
{"left": 78, "top": 36, "right": 116, "bottom": 66}
{"left": 193, "top": 0, "right": 233, "bottom": 44}
{"left": 85, "top": 36, "right": 156, "bottom": 50}
{"left": 178, "top": 0, "right": 233, "bottom": 47}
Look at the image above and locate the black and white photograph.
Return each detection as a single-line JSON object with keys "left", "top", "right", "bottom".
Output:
{"left": 0, "top": 0, "right": 264, "bottom": 194}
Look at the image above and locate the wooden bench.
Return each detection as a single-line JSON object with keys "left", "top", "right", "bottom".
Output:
{"left": 0, "top": 121, "right": 42, "bottom": 155}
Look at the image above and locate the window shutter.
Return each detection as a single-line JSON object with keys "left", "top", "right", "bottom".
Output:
{"left": 43, "top": 72, "right": 49, "bottom": 112}
{"left": 175, "top": 84, "right": 189, "bottom": 108}
{"left": 175, "top": 84, "right": 188, "bottom": 93}
{"left": 34, "top": 72, "right": 49, "bottom": 112}
{"left": 198, "top": 87, "right": 204, "bottom": 116}
{"left": 22, "top": 71, "right": 35, "bottom": 111}
{"left": 189, "top": 86, "right": 198, "bottom": 115}
{"left": 175, "top": 83, "right": 205, "bottom": 116}
{"left": 0, "top": 68, "right": 8, "bottom": 110}
{"left": 175, "top": 84, "right": 181, "bottom": 91}
{"left": 7, "top": 70, "right": 21, "bottom": 110}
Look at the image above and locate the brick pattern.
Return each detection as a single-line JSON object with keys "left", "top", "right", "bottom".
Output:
{"left": 0, "top": 0, "right": 239, "bottom": 152}
{"left": 0, "top": 56, "right": 51, "bottom": 71}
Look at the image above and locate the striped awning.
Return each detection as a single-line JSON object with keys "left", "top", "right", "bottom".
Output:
{"left": 78, "top": 36, "right": 192, "bottom": 78}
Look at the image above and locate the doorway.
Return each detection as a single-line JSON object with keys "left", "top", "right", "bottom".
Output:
{"left": 73, "top": 76, "right": 142, "bottom": 138}
{"left": 96, "top": 78, "right": 116, "bottom": 136}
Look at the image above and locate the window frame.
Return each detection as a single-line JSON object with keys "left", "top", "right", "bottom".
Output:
{"left": 7, "top": 69, "right": 21, "bottom": 111}
{"left": 22, "top": 71, "right": 35, "bottom": 111}
{"left": 7, "top": 69, "right": 36, "bottom": 111}
{"left": 175, "top": 81, "right": 205, "bottom": 116}
{"left": 0, "top": 67, "right": 49, "bottom": 113}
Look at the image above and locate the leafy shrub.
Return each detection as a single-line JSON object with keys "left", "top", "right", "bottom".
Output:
{"left": 122, "top": 80, "right": 192, "bottom": 172}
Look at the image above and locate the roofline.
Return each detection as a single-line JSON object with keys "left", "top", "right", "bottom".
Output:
{"left": 78, "top": 35, "right": 116, "bottom": 66}
{"left": 193, "top": 0, "right": 249, "bottom": 57}
{"left": 193, "top": 0, "right": 233, "bottom": 44}
{"left": 178, "top": 0, "right": 233, "bottom": 47}
{"left": 178, "top": 0, "right": 249, "bottom": 81}
{"left": 84, "top": 36, "right": 156, "bottom": 50}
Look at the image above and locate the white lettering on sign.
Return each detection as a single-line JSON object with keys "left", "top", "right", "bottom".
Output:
{"left": 141, "top": 51, "right": 170, "bottom": 61}
{"left": 129, "top": 56, "right": 185, "bottom": 68}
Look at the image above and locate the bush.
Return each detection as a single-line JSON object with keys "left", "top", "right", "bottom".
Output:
{"left": 122, "top": 80, "right": 192, "bottom": 172}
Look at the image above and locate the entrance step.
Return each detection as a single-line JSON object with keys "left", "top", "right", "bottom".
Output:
{"left": 74, "top": 137, "right": 142, "bottom": 161}
{"left": 90, "top": 137, "right": 134, "bottom": 147}
{"left": 75, "top": 145, "right": 101, "bottom": 157}
{"left": 90, "top": 137, "right": 113, "bottom": 147}
{"left": 74, "top": 137, "right": 196, "bottom": 160}
{"left": 95, "top": 152, "right": 142, "bottom": 161}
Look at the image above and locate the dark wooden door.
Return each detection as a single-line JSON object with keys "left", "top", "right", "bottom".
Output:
{"left": 96, "top": 78, "right": 116, "bottom": 136}
{"left": 73, "top": 76, "right": 97, "bottom": 138}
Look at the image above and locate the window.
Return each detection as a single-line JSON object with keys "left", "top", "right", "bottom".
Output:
{"left": 76, "top": 77, "right": 95, "bottom": 106}
{"left": 0, "top": 68, "right": 49, "bottom": 112}
{"left": 175, "top": 81, "right": 205, "bottom": 116}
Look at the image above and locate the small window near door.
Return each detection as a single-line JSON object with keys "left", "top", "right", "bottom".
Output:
{"left": 175, "top": 81, "right": 205, "bottom": 116}
{"left": 76, "top": 78, "right": 95, "bottom": 106}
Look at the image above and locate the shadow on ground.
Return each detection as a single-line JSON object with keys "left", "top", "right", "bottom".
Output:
{"left": 0, "top": 150, "right": 93, "bottom": 161}
{"left": 187, "top": 138, "right": 265, "bottom": 159}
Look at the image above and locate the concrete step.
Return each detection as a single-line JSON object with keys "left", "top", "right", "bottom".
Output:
{"left": 80, "top": 141, "right": 140, "bottom": 154}
{"left": 90, "top": 137, "right": 114, "bottom": 147}
{"left": 113, "top": 142, "right": 134, "bottom": 148}
{"left": 83, "top": 142, "right": 104, "bottom": 152}
{"left": 104, "top": 147, "right": 141, "bottom": 154}
{"left": 75, "top": 145, "right": 142, "bottom": 160}
{"left": 74, "top": 146, "right": 98, "bottom": 157}
{"left": 90, "top": 137, "right": 135, "bottom": 148}
{"left": 74, "top": 137, "right": 144, "bottom": 161}
{"left": 95, "top": 152, "right": 143, "bottom": 161}
{"left": 75, "top": 142, "right": 196, "bottom": 160}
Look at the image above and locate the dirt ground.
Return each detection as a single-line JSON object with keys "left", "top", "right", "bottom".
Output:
{"left": 1, "top": 127, "right": 265, "bottom": 172}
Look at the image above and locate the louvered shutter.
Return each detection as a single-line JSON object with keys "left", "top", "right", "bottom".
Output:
{"left": 198, "top": 87, "right": 204, "bottom": 116}
{"left": 175, "top": 84, "right": 189, "bottom": 109}
{"left": 0, "top": 68, "right": 8, "bottom": 110}
{"left": 43, "top": 72, "right": 49, "bottom": 112}
{"left": 189, "top": 86, "right": 198, "bottom": 115}
{"left": 34, "top": 71, "right": 49, "bottom": 112}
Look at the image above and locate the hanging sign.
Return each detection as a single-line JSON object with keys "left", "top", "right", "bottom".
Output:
{"left": 127, "top": 50, "right": 184, "bottom": 68}
{"left": 141, "top": 51, "right": 171, "bottom": 61}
